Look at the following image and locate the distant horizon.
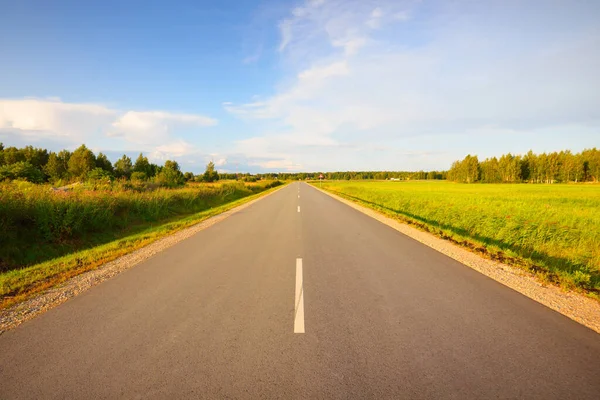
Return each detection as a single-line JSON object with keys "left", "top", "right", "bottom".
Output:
{"left": 1, "top": 0, "right": 599, "bottom": 173}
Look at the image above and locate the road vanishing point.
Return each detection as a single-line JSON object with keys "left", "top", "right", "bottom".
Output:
{"left": 1, "top": 183, "right": 599, "bottom": 399}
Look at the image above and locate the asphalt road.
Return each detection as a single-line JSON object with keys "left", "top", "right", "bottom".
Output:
{"left": 1, "top": 182, "right": 599, "bottom": 399}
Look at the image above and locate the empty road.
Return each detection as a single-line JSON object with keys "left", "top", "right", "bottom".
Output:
{"left": 1, "top": 182, "right": 599, "bottom": 399}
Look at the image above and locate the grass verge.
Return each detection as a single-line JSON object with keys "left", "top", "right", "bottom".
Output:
{"left": 0, "top": 183, "right": 285, "bottom": 309}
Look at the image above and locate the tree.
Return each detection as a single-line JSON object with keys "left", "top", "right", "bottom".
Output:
{"left": 22, "top": 146, "right": 49, "bottom": 169}
{"left": 114, "top": 155, "right": 133, "bottom": 179}
{"left": 202, "top": 161, "right": 219, "bottom": 182}
{"left": 130, "top": 171, "right": 147, "bottom": 182}
{"left": 148, "top": 163, "right": 160, "bottom": 178}
{"left": 87, "top": 168, "right": 112, "bottom": 182}
{"left": 0, "top": 161, "right": 45, "bottom": 183}
{"left": 164, "top": 160, "right": 180, "bottom": 172}
{"left": 68, "top": 144, "right": 96, "bottom": 180}
{"left": 133, "top": 153, "right": 151, "bottom": 176}
{"left": 184, "top": 172, "right": 194, "bottom": 181}
{"left": 480, "top": 157, "right": 500, "bottom": 183}
{"left": 155, "top": 160, "right": 184, "bottom": 186}
{"left": 44, "top": 152, "right": 67, "bottom": 182}
{"left": 2, "top": 147, "right": 25, "bottom": 165}
{"left": 96, "top": 152, "right": 114, "bottom": 173}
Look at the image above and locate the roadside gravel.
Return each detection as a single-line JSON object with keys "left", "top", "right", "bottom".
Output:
{"left": 313, "top": 185, "right": 600, "bottom": 335}
{"left": 0, "top": 186, "right": 284, "bottom": 334}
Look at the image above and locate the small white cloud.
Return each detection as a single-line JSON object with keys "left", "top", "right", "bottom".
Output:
{"left": 243, "top": 44, "right": 263, "bottom": 64}
{"left": 151, "top": 140, "right": 199, "bottom": 159}
{"left": 298, "top": 61, "right": 350, "bottom": 81}
{"left": 214, "top": 158, "right": 227, "bottom": 167}
{"left": 332, "top": 37, "right": 367, "bottom": 55}
{"left": 392, "top": 11, "right": 410, "bottom": 21}
{"left": 292, "top": 7, "right": 307, "bottom": 18}
{"left": 249, "top": 158, "right": 303, "bottom": 171}
{"left": 279, "top": 20, "right": 293, "bottom": 51}
{"left": 367, "top": 7, "right": 384, "bottom": 29}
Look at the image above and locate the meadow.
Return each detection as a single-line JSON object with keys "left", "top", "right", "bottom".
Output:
{"left": 314, "top": 181, "right": 600, "bottom": 296}
{"left": 0, "top": 179, "right": 283, "bottom": 306}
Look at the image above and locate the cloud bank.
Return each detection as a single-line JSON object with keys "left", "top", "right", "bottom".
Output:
{"left": 0, "top": 98, "right": 217, "bottom": 163}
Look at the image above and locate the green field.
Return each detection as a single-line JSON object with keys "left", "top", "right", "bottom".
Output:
{"left": 314, "top": 181, "right": 600, "bottom": 295}
{"left": 0, "top": 180, "right": 283, "bottom": 306}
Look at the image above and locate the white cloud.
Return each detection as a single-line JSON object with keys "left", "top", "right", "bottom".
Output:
{"left": 110, "top": 111, "right": 216, "bottom": 145}
{"left": 0, "top": 98, "right": 217, "bottom": 162}
{"left": 0, "top": 98, "right": 116, "bottom": 139}
{"left": 214, "top": 158, "right": 227, "bottom": 167}
{"left": 392, "top": 11, "right": 410, "bottom": 21}
{"left": 278, "top": 20, "right": 293, "bottom": 51}
{"left": 250, "top": 159, "right": 303, "bottom": 171}
{"left": 332, "top": 37, "right": 367, "bottom": 56}
{"left": 366, "top": 7, "right": 383, "bottom": 29}
{"left": 298, "top": 61, "right": 349, "bottom": 81}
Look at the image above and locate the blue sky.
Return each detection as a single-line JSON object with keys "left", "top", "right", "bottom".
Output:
{"left": 1, "top": 0, "right": 599, "bottom": 173}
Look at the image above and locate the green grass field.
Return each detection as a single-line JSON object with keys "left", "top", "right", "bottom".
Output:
{"left": 314, "top": 181, "right": 600, "bottom": 296}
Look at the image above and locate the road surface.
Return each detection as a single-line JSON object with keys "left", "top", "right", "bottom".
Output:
{"left": 1, "top": 182, "right": 599, "bottom": 399}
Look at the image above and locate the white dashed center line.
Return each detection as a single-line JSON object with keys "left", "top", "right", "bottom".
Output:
{"left": 294, "top": 258, "right": 305, "bottom": 333}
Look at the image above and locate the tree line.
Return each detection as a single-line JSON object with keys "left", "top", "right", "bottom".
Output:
{"left": 448, "top": 148, "right": 600, "bottom": 183}
{"left": 0, "top": 143, "right": 220, "bottom": 186}
{"left": 275, "top": 170, "right": 447, "bottom": 181}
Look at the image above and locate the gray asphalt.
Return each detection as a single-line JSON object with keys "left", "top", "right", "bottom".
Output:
{"left": 1, "top": 182, "right": 599, "bottom": 399}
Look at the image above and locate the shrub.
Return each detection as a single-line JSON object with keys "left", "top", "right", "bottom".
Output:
{"left": 87, "top": 168, "right": 113, "bottom": 182}
{"left": 0, "top": 162, "right": 45, "bottom": 183}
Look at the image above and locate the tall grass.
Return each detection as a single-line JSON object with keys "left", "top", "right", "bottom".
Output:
{"left": 316, "top": 181, "right": 600, "bottom": 294}
{"left": 0, "top": 180, "right": 282, "bottom": 271}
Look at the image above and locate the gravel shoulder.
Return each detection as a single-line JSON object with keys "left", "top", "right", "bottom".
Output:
{"left": 312, "top": 184, "right": 600, "bottom": 335}
{"left": 0, "top": 185, "right": 285, "bottom": 334}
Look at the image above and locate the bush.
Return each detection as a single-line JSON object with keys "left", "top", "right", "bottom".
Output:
{"left": 0, "top": 162, "right": 45, "bottom": 183}
{"left": 130, "top": 171, "right": 147, "bottom": 182}
{"left": 155, "top": 168, "right": 185, "bottom": 187}
{"left": 87, "top": 168, "right": 113, "bottom": 182}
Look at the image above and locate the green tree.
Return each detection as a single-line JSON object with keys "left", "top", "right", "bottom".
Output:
{"left": 2, "top": 147, "right": 25, "bottom": 165}
{"left": 22, "top": 146, "right": 49, "bottom": 169}
{"left": 0, "top": 161, "right": 45, "bottom": 183}
{"left": 87, "top": 168, "right": 112, "bottom": 182}
{"left": 164, "top": 160, "right": 180, "bottom": 172}
{"left": 155, "top": 160, "right": 184, "bottom": 186}
{"left": 202, "top": 161, "right": 219, "bottom": 182}
{"left": 130, "top": 171, "right": 147, "bottom": 182}
{"left": 114, "top": 155, "right": 133, "bottom": 179}
{"left": 68, "top": 144, "right": 96, "bottom": 180}
{"left": 96, "top": 152, "right": 114, "bottom": 173}
{"left": 44, "top": 152, "right": 67, "bottom": 182}
{"left": 133, "top": 153, "right": 151, "bottom": 175}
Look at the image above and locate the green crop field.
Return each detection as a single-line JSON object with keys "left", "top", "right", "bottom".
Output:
{"left": 314, "top": 180, "right": 600, "bottom": 296}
